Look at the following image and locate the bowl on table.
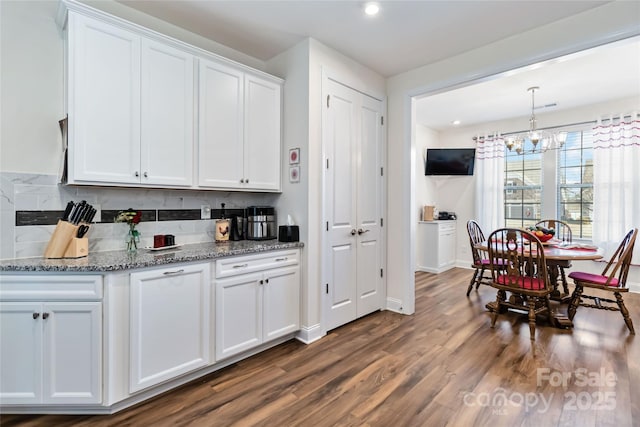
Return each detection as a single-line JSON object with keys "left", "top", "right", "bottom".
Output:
{"left": 523, "top": 231, "right": 554, "bottom": 242}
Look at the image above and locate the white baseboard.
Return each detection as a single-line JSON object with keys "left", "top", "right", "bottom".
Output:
{"left": 295, "top": 323, "right": 324, "bottom": 344}
{"left": 386, "top": 297, "right": 404, "bottom": 313}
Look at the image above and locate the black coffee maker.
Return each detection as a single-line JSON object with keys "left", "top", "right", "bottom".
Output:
{"left": 229, "top": 213, "right": 245, "bottom": 241}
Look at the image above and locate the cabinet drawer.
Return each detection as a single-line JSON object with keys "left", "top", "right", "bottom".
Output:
{"left": 439, "top": 223, "right": 456, "bottom": 233}
{"left": 216, "top": 249, "right": 299, "bottom": 279}
{"left": 0, "top": 275, "right": 103, "bottom": 301}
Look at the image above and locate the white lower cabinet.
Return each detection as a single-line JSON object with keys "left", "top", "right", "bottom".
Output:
{"left": 0, "top": 276, "right": 103, "bottom": 405}
{"left": 416, "top": 221, "right": 457, "bottom": 273}
{"left": 215, "top": 250, "right": 300, "bottom": 360}
{"left": 129, "top": 263, "right": 211, "bottom": 393}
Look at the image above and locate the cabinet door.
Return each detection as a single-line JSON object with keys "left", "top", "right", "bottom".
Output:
{"left": 263, "top": 267, "right": 300, "bottom": 342}
{"left": 215, "top": 273, "right": 262, "bottom": 360}
{"left": 140, "top": 38, "right": 194, "bottom": 187}
{"left": 198, "top": 60, "right": 244, "bottom": 188}
{"left": 68, "top": 12, "right": 141, "bottom": 184}
{"left": 0, "top": 303, "right": 42, "bottom": 404}
{"left": 43, "top": 302, "right": 102, "bottom": 404}
{"left": 439, "top": 228, "right": 456, "bottom": 268}
{"left": 244, "top": 74, "right": 282, "bottom": 191}
{"left": 129, "top": 263, "right": 210, "bottom": 393}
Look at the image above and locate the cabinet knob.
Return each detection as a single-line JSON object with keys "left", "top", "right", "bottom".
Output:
{"left": 259, "top": 279, "right": 264, "bottom": 284}
{"left": 240, "top": 179, "right": 245, "bottom": 183}
{"left": 42, "top": 312, "right": 50, "bottom": 320}
{"left": 33, "top": 312, "right": 40, "bottom": 320}
{"left": 135, "top": 171, "right": 140, "bottom": 177}
{"left": 246, "top": 179, "right": 249, "bottom": 183}
{"left": 143, "top": 172, "right": 148, "bottom": 178}
{"left": 350, "top": 229, "right": 357, "bottom": 236}
{"left": 265, "top": 278, "right": 269, "bottom": 284}
{"left": 357, "top": 228, "right": 369, "bottom": 235}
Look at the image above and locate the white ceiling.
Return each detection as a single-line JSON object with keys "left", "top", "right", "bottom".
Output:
{"left": 116, "top": 0, "right": 639, "bottom": 128}
{"left": 416, "top": 37, "right": 640, "bottom": 130}
{"left": 118, "top": 0, "right": 608, "bottom": 77}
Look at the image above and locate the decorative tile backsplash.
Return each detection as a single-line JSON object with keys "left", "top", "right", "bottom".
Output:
{"left": 0, "top": 172, "right": 278, "bottom": 259}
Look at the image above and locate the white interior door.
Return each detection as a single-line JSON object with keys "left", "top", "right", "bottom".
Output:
{"left": 324, "top": 77, "right": 384, "bottom": 331}
{"left": 356, "top": 95, "right": 383, "bottom": 317}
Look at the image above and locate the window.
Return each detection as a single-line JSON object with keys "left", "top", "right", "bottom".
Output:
{"left": 504, "top": 129, "right": 593, "bottom": 239}
{"left": 558, "top": 131, "right": 593, "bottom": 239}
{"left": 504, "top": 139, "right": 542, "bottom": 229}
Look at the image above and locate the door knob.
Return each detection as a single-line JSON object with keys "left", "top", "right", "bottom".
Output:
{"left": 358, "top": 228, "right": 369, "bottom": 235}
{"left": 350, "top": 229, "right": 357, "bottom": 236}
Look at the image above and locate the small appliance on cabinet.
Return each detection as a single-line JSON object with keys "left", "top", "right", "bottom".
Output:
{"left": 246, "top": 206, "right": 277, "bottom": 240}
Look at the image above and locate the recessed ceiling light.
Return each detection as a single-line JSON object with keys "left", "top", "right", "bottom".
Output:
{"left": 364, "top": 3, "right": 380, "bottom": 16}
{"left": 452, "top": 120, "right": 461, "bottom": 126}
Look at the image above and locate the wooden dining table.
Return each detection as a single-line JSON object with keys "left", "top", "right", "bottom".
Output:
{"left": 474, "top": 240, "right": 604, "bottom": 326}
{"left": 475, "top": 240, "right": 603, "bottom": 292}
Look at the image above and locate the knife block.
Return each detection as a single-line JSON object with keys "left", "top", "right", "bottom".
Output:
{"left": 63, "top": 237, "right": 89, "bottom": 258}
{"left": 44, "top": 220, "right": 84, "bottom": 259}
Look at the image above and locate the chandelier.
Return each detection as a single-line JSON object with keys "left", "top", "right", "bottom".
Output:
{"left": 504, "top": 86, "right": 567, "bottom": 154}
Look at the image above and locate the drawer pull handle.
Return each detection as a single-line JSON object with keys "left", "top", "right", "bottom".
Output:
{"left": 275, "top": 257, "right": 288, "bottom": 262}
{"left": 42, "top": 312, "right": 50, "bottom": 320}
{"left": 163, "top": 269, "right": 185, "bottom": 275}
{"left": 232, "top": 264, "right": 249, "bottom": 269}
{"left": 33, "top": 312, "right": 40, "bottom": 320}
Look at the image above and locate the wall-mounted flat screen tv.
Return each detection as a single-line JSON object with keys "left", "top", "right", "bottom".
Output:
{"left": 425, "top": 148, "right": 476, "bottom": 176}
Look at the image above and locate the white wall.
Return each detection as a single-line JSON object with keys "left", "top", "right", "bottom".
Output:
{"left": 0, "top": 1, "right": 63, "bottom": 175}
{"left": 265, "top": 39, "right": 314, "bottom": 340}
{"left": 387, "top": 1, "right": 640, "bottom": 314}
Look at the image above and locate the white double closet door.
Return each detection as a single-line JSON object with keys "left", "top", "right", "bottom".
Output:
{"left": 323, "top": 76, "right": 384, "bottom": 332}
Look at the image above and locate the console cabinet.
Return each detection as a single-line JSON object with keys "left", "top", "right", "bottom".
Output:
{"left": 416, "top": 221, "right": 457, "bottom": 273}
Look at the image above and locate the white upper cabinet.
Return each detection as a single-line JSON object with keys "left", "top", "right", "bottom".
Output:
{"left": 198, "top": 60, "right": 245, "bottom": 188}
{"left": 68, "top": 13, "right": 141, "bottom": 184}
{"left": 140, "top": 39, "right": 194, "bottom": 186}
{"left": 67, "top": 12, "right": 194, "bottom": 187}
{"left": 244, "top": 75, "right": 282, "bottom": 191}
{"left": 199, "top": 61, "right": 282, "bottom": 191}
{"left": 63, "top": 6, "right": 282, "bottom": 191}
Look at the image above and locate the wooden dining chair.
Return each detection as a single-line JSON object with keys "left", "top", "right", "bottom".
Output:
{"left": 487, "top": 228, "right": 554, "bottom": 352}
{"left": 567, "top": 228, "right": 638, "bottom": 334}
{"left": 466, "top": 220, "right": 492, "bottom": 296}
{"left": 535, "top": 219, "right": 573, "bottom": 294}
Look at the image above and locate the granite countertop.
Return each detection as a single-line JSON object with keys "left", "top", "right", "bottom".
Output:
{"left": 0, "top": 240, "right": 304, "bottom": 272}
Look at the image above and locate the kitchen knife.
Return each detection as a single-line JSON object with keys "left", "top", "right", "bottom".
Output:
{"left": 62, "top": 201, "right": 75, "bottom": 222}
{"left": 86, "top": 207, "right": 97, "bottom": 224}
{"left": 70, "top": 201, "right": 87, "bottom": 224}
{"left": 76, "top": 203, "right": 91, "bottom": 224}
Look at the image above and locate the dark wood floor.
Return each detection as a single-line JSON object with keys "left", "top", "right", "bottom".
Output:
{"left": 3, "top": 268, "right": 639, "bottom": 426}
